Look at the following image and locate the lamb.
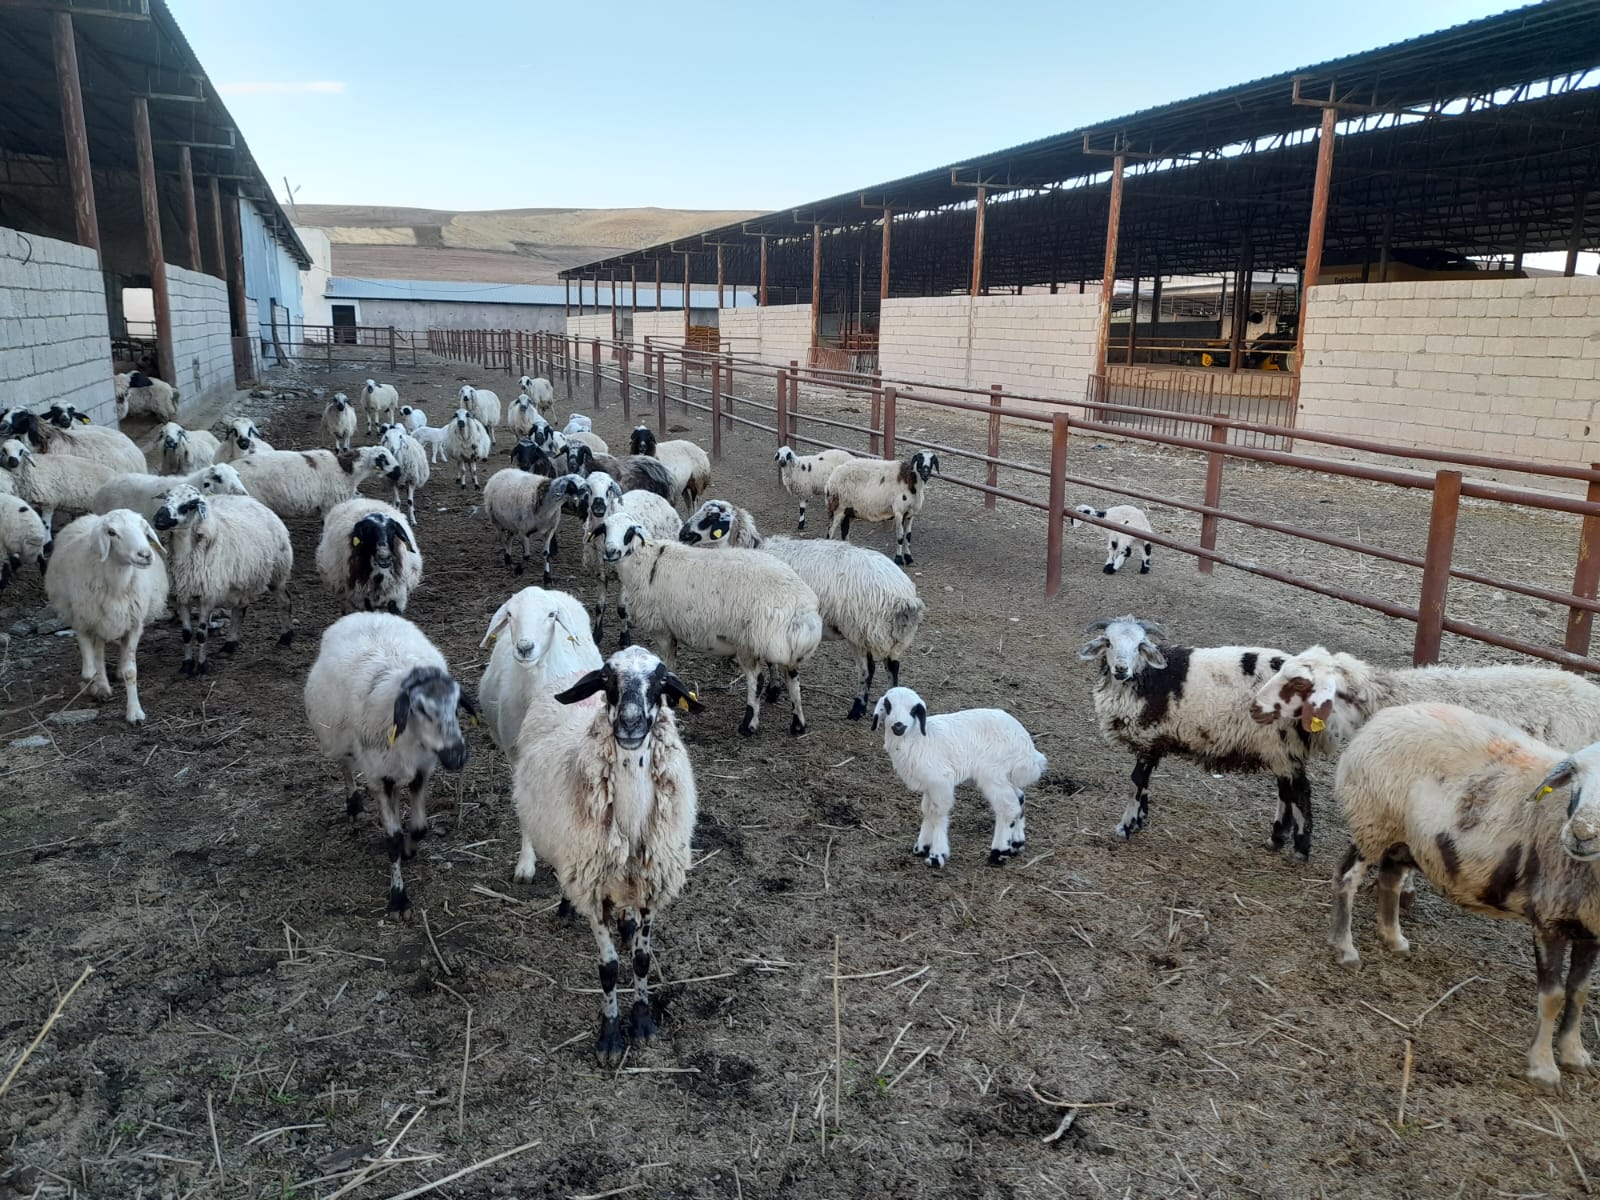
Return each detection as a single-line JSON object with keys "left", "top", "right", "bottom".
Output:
{"left": 231, "top": 446, "right": 402, "bottom": 521}
{"left": 511, "top": 644, "right": 701, "bottom": 1063}
{"left": 113, "top": 371, "right": 179, "bottom": 421}
{"left": 872, "top": 686, "right": 1046, "bottom": 868}
{"left": 517, "top": 375, "right": 555, "bottom": 417}
{"left": 0, "top": 438, "right": 117, "bottom": 538}
{"left": 152, "top": 485, "right": 294, "bottom": 675}
{"left": 565, "top": 443, "right": 675, "bottom": 502}
{"left": 478, "top": 585, "right": 602, "bottom": 755}
{"left": 568, "top": 430, "right": 610, "bottom": 457}
{"left": 774, "top": 445, "right": 853, "bottom": 530}
{"left": 304, "top": 612, "right": 474, "bottom": 914}
{"left": 321, "top": 393, "right": 358, "bottom": 451}
{"left": 44, "top": 508, "right": 168, "bottom": 724}
{"left": 680, "top": 499, "right": 925, "bottom": 720}
{"left": 578, "top": 473, "right": 683, "bottom": 642}
{"left": 214, "top": 417, "right": 273, "bottom": 463}
{"left": 0, "top": 407, "right": 146, "bottom": 475}
{"left": 482, "top": 468, "right": 585, "bottom": 584}
{"left": 826, "top": 449, "right": 941, "bottom": 565}
{"left": 1072, "top": 503, "right": 1154, "bottom": 575}
{"left": 377, "top": 423, "right": 431, "bottom": 524}
{"left": 362, "top": 379, "right": 400, "bottom": 435}
{"left": 597, "top": 510, "right": 823, "bottom": 735}
{"left": 398, "top": 405, "right": 427, "bottom": 432}
{"left": 459, "top": 385, "right": 502, "bottom": 446}
{"left": 411, "top": 421, "right": 450, "bottom": 464}
{"left": 92, "top": 462, "right": 249, "bottom": 520}
{"left": 0, "top": 497, "right": 48, "bottom": 591}
{"left": 629, "top": 426, "right": 711, "bottom": 509}
{"left": 1330, "top": 702, "right": 1600, "bottom": 1090}
{"left": 563, "top": 414, "right": 592, "bottom": 435}
{"left": 316, "top": 497, "right": 421, "bottom": 616}
{"left": 1078, "top": 616, "right": 1334, "bottom": 861}
{"left": 158, "top": 422, "right": 221, "bottom": 473}
{"left": 444, "top": 408, "right": 492, "bottom": 489}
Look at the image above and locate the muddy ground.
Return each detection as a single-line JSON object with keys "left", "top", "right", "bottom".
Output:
{"left": 1, "top": 356, "right": 1596, "bottom": 1200}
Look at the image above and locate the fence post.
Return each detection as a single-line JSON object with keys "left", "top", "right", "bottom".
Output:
{"left": 775, "top": 363, "right": 788, "bottom": 448}
{"left": 1046, "top": 413, "right": 1069, "bottom": 596}
{"left": 656, "top": 350, "right": 668, "bottom": 437}
{"left": 788, "top": 360, "right": 800, "bottom": 442}
{"left": 388, "top": 326, "right": 397, "bottom": 372}
{"left": 592, "top": 339, "right": 602, "bottom": 410}
{"left": 724, "top": 351, "right": 734, "bottom": 433}
{"left": 1197, "top": 413, "right": 1228, "bottom": 575}
{"left": 1413, "top": 469, "right": 1463, "bottom": 666}
{"left": 1563, "top": 465, "right": 1600, "bottom": 667}
{"left": 565, "top": 337, "right": 574, "bottom": 401}
{"left": 325, "top": 328, "right": 332, "bottom": 369}
{"left": 985, "top": 383, "right": 1002, "bottom": 510}
{"left": 870, "top": 373, "right": 882, "bottom": 457}
{"left": 883, "top": 386, "right": 897, "bottom": 460}
{"left": 620, "top": 344, "right": 631, "bottom": 421}
{"left": 711, "top": 358, "right": 722, "bottom": 462}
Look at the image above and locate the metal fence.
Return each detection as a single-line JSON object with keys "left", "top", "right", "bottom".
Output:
{"left": 1089, "top": 365, "right": 1298, "bottom": 449}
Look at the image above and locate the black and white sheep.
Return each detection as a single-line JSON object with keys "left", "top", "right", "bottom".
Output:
{"left": 0, "top": 497, "right": 48, "bottom": 591}
{"left": 1072, "top": 503, "right": 1154, "bottom": 575}
{"left": 316, "top": 497, "right": 422, "bottom": 616}
{"left": 628, "top": 426, "right": 712, "bottom": 510}
{"left": 214, "top": 417, "right": 273, "bottom": 463}
{"left": 517, "top": 375, "right": 555, "bottom": 417}
{"left": 362, "top": 379, "right": 400, "bottom": 435}
{"left": 377, "top": 423, "right": 431, "bottom": 524}
{"left": 304, "top": 612, "right": 474, "bottom": 914}
{"left": 113, "top": 371, "right": 179, "bottom": 421}
{"left": 459, "top": 385, "right": 502, "bottom": 446}
{"left": 0, "top": 407, "right": 146, "bottom": 475}
{"left": 0, "top": 438, "right": 117, "bottom": 537}
{"left": 565, "top": 443, "right": 675, "bottom": 502}
{"left": 399, "top": 405, "right": 427, "bottom": 433}
{"left": 507, "top": 394, "right": 548, "bottom": 443}
{"left": 478, "top": 585, "right": 602, "bottom": 756}
{"left": 231, "top": 446, "right": 402, "bottom": 521}
{"left": 825, "top": 450, "right": 940, "bottom": 566}
{"left": 512, "top": 644, "right": 702, "bottom": 1063}
{"left": 510, "top": 437, "right": 557, "bottom": 477}
{"left": 158, "top": 422, "right": 222, "bottom": 473}
{"left": 482, "top": 469, "right": 585, "bottom": 584}
{"left": 578, "top": 472, "right": 683, "bottom": 642}
{"left": 775, "top": 445, "right": 853, "bottom": 530}
{"left": 321, "top": 393, "right": 358, "bottom": 451}
{"left": 92, "top": 463, "right": 249, "bottom": 520}
{"left": 1331, "top": 702, "right": 1600, "bottom": 1090}
{"left": 1078, "top": 616, "right": 1334, "bottom": 860}
{"left": 444, "top": 408, "right": 492, "bottom": 489}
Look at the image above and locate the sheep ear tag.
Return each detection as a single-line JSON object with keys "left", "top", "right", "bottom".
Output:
{"left": 351, "top": 536, "right": 361, "bottom": 547}
{"left": 711, "top": 528, "right": 724, "bottom": 539}
{"left": 387, "top": 725, "right": 398, "bottom": 746}
{"left": 1309, "top": 717, "right": 1326, "bottom": 733}
{"left": 1537, "top": 786, "right": 1555, "bottom": 800}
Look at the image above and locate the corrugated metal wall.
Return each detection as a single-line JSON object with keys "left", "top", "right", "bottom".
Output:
{"left": 238, "top": 197, "right": 303, "bottom": 365}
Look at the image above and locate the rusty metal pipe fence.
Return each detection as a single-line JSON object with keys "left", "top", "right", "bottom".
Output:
{"left": 426, "top": 328, "right": 1600, "bottom": 677}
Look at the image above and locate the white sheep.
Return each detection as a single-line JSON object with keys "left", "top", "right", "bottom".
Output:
{"left": 0, "top": 407, "right": 146, "bottom": 475}
{"left": 1330, "top": 702, "right": 1600, "bottom": 1090}
{"left": 316, "top": 497, "right": 422, "bottom": 616}
{"left": 680, "top": 499, "right": 925, "bottom": 720}
{"left": 478, "top": 585, "right": 601, "bottom": 755}
{"left": 459, "top": 385, "right": 502, "bottom": 446}
{"left": 577, "top": 473, "right": 683, "bottom": 642}
{"left": 774, "top": 445, "right": 853, "bottom": 530}
{"left": 482, "top": 468, "right": 585, "bottom": 585}
{"left": 321, "top": 393, "right": 358, "bottom": 451}
{"left": 628, "top": 426, "right": 711, "bottom": 510}
{"left": 0, "top": 497, "right": 47, "bottom": 592}
{"left": 231, "top": 446, "right": 401, "bottom": 520}
{"left": 825, "top": 449, "right": 940, "bottom": 565}
{"left": 113, "top": 371, "right": 179, "bottom": 421}
{"left": 411, "top": 421, "right": 450, "bottom": 464}
{"left": 151, "top": 485, "right": 294, "bottom": 675}
{"left": 511, "top": 644, "right": 701, "bottom": 1063}
{"left": 563, "top": 414, "right": 592, "bottom": 435}
{"left": 399, "top": 405, "right": 427, "bottom": 433}
{"left": 158, "top": 422, "right": 221, "bottom": 474}
{"left": 377, "top": 423, "right": 431, "bottom": 524}
{"left": 214, "top": 417, "right": 273, "bottom": 464}
{"left": 92, "top": 463, "right": 249, "bottom": 520}
{"left": 1072, "top": 503, "right": 1154, "bottom": 575}
{"left": 872, "top": 686, "right": 1047, "bottom": 868}
{"left": 444, "top": 409, "right": 491, "bottom": 489}
{"left": 362, "top": 379, "right": 400, "bottom": 435}
{"left": 507, "top": 394, "right": 548, "bottom": 442}
{"left": 517, "top": 375, "right": 555, "bottom": 417}
{"left": 304, "top": 612, "right": 474, "bottom": 914}
{"left": 0, "top": 438, "right": 116, "bottom": 538}
{"left": 44, "top": 508, "right": 168, "bottom": 724}
{"left": 598, "top": 511, "right": 822, "bottom": 735}
{"left": 1078, "top": 616, "right": 1335, "bottom": 860}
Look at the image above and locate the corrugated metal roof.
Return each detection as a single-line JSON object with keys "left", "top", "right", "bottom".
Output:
{"left": 326, "top": 277, "right": 756, "bottom": 307}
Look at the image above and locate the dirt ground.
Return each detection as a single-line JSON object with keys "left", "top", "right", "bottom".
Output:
{"left": 1, "top": 356, "right": 1596, "bottom": 1200}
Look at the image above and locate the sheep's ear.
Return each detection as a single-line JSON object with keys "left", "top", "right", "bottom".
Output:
{"left": 1137, "top": 640, "right": 1166, "bottom": 670}
{"left": 389, "top": 518, "right": 416, "bottom": 554}
{"left": 392, "top": 687, "right": 412, "bottom": 737}
{"left": 1529, "top": 759, "right": 1576, "bottom": 804}
{"left": 481, "top": 600, "right": 514, "bottom": 649}
{"left": 1138, "top": 620, "right": 1166, "bottom": 642}
{"left": 96, "top": 524, "right": 113, "bottom": 562}
{"left": 456, "top": 687, "right": 478, "bottom": 717}
{"left": 141, "top": 519, "right": 165, "bottom": 555}
{"left": 1077, "top": 636, "right": 1109, "bottom": 662}
{"left": 554, "top": 669, "right": 606, "bottom": 706}
{"left": 911, "top": 702, "right": 928, "bottom": 735}
{"left": 662, "top": 672, "right": 704, "bottom": 714}
{"left": 75, "top": 411, "right": 91, "bottom": 424}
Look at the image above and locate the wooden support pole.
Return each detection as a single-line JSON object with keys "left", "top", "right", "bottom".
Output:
{"left": 630, "top": 264, "right": 638, "bottom": 317}
{"left": 1564, "top": 467, "right": 1600, "bottom": 667}
{"left": 1294, "top": 107, "right": 1339, "bottom": 372}
{"left": 179, "top": 145, "right": 202, "bottom": 271}
{"left": 870, "top": 374, "right": 882, "bottom": 457}
{"left": 52, "top": 11, "right": 98, "bottom": 255}
{"left": 1228, "top": 243, "right": 1252, "bottom": 374}
{"left": 207, "top": 176, "right": 225, "bottom": 278}
{"left": 1565, "top": 191, "right": 1589, "bottom": 278}
{"left": 985, "top": 383, "right": 1001, "bottom": 509}
{"left": 788, "top": 361, "right": 800, "bottom": 442}
{"left": 716, "top": 245, "right": 725, "bottom": 310}
{"left": 1198, "top": 414, "right": 1228, "bottom": 574}
{"left": 810, "top": 223, "right": 822, "bottom": 352}
{"left": 775, "top": 364, "right": 788, "bottom": 447}
{"left": 592, "top": 339, "right": 601, "bottom": 410}
{"left": 133, "top": 98, "right": 175, "bottom": 385}
{"left": 759, "top": 236, "right": 769, "bottom": 307}
{"left": 1127, "top": 272, "right": 1141, "bottom": 365}
{"left": 1414, "top": 470, "right": 1463, "bottom": 666}
{"left": 620, "top": 343, "right": 631, "bottom": 420}
{"left": 711, "top": 358, "right": 722, "bottom": 462}
{"left": 564, "top": 277, "right": 571, "bottom": 319}
{"left": 970, "top": 185, "right": 987, "bottom": 297}
{"left": 880, "top": 208, "right": 892, "bottom": 301}
{"left": 655, "top": 259, "right": 662, "bottom": 312}
{"left": 1046, "top": 414, "right": 1069, "bottom": 597}
{"left": 610, "top": 270, "right": 618, "bottom": 343}
{"left": 1093, "top": 154, "right": 1126, "bottom": 370}
{"left": 655, "top": 350, "right": 667, "bottom": 437}
{"left": 683, "top": 252, "right": 691, "bottom": 342}
{"left": 882, "top": 386, "right": 897, "bottom": 461}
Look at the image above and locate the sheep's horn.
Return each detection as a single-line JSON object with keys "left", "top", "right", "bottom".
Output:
{"left": 1082, "top": 619, "right": 1113, "bottom": 634}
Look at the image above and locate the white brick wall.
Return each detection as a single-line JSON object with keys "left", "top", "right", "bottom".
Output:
{"left": 1298, "top": 277, "right": 1600, "bottom": 470}
{"left": 0, "top": 225, "right": 115, "bottom": 424}
{"left": 879, "top": 292, "right": 1100, "bottom": 398}
{"left": 167, "top": 264, "right": 234, "bottom": 406}
{"left": 629, "top": 310, "right": 686, "bottom": 348}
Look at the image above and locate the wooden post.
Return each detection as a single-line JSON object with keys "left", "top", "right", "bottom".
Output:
{"left": 1566, "top": 191, "right": 1590, "bottom": 277}
{"left": 1198, "top": 413, "right": 1229, "bottom": 574}
{"left": 1046, "top": 413, "right": 1069, "bottom": 596}
{"left": 53, "top": 12, "right": 98, "bottom": 255}
{"left": 985, "top": 383, "right": 1001, "bottom": 509}
{"left": 207, "top": 176, "right": 225, "bottom": 278}
{"left": 870, "top": 373, "right": 883, "bottom": 457}
{"left": 620, "top": 344, "right": 631, "bottom": 420}
{"left": 809, "top": 223, "right": 822, "bottom": 354}
{"left": 759, "top": 236, "right": 769, "bottom": 307}
{"left": 179, "top": 146, "right": 202, "bottom": 270}
{"left": 883, "top": 386, "right": 897, "bottom": 461}
{"left": 388, "top": 326, "right": 397, "bottom": 371}
{"left": 711, "top": 358, "right": 722, "bottom": 462}
{"left": 631, "top": 264, "right": 638, "bottom": 316}
{"left": 682, "top": 252, "right": 692, "bottom": 343}
{"left": 1127, "top": 272, "right": 1141, "bottom": 365}
{"left": 1563, "top": 467, "right": 1600, "bottom": 666}
{"left": 655, "top": 259, "right": 662, "bottom": 312}
{"left": 1228, "top": 242, "right": 1252, "bottom": 373}
{"left": 1414, "top": 470, "right": 1463, "bottom": 666}
{"left": 655, "top": 350, "right": 667, "bottom": 437}
{"left": 133, "top": 98, "right": 175, "bottom": 385}
{"left": 716, "top": 245, "right": 725, "bottom": 310}
{"left": 788, "top": 361, "right": 801, "bottom": 442}
{"left": 592, "top": 339, "right": 602, "bottom": 410}
{"left": 564, "top": 277, "right": 571, "bottom": 319}
{"left": 1093, "top": 154, "right": 1126, "bottom": 371}
{"left": 610, "top": 271, "right": 618, "bottom": 343}
{"left": 1295, "top": 106, "right": 1339, "bottom": 371}
{"left": 880, "top": 208, "right": 892, "bottom": 301}
{"left": 970, "top": 185, "right": 987, "bottom": 297}
{"left": 775, "top": 363, "right": 788, "bottom": 447}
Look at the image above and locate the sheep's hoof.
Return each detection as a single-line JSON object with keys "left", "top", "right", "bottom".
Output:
{"left": 738, "top": 708, "right": 757, "bottom": 737}
{"left": 893, "top": 554, "right": 906, "bottom": 566}
{"left": 1139, "top": 564, "right": 1151, "bottom": 574}
{"left": 912, "top": 844, "right": 927, "bottom": 858}
{"left": 386, "top": 887, "right": 412, "bottom": 916}
{"left": 556, "top": 897, "right": 575, "bottom": 919}
{"left": 513, "top": 863, "right": 536, "bottom": 885}
{"left": 277, "top": 630, "right": 294, "bottom": 647}
{"left": 627, "top": 1000, "right": 657, "bottom": 1044}
{"left": 195, "top": 659, "right": 209, "bottom": 675}
{"left": 178, "top": 660, "right": 194, "bottom": 677}
{"left": 1102, "top": 563, "right": 1117, "bottom": 575}
{"left": 617, "top": 631, "right": 632, "bottom": 649}
{"left": 222, "top": 640, "right": 238, "bottom": 655}
{"left": 924, "top": 853, "right": 947, "bottom": 869}
{"left": 1527, "top": 1065, "right": 1563, "bottom": 1093}
{"left": 595, "top": 1016, "right": 626, "bottom": 1067}
{"left": 1115, "top": 820, "right": 1141, "bottom": 840}
{"left": 346, "top": 792, "right": 364, "bottom": 817}
{"left": 987, "top": 849, "right": 1009, "bottom": 866}
{"left": 1292, "top": 850, "right": 1310, "bottom": 865}
{"left": 1561, "top": 1049, "right": 1595, "bottom": 1074}
{"left": 789, "top": 714, "right": 806, "bottom": 736}
{"left": 763, "top": 683, "right": 783, "bottom": 704}
{"left": 89, "top": 681, "right": 113, "bottom": 700}
{"left": 846, "top": 698, "right": 867, "bottom": 720}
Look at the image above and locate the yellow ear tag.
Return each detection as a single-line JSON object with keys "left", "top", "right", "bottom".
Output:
{"left": 352, "top": 536, "right": 361, "bottom": 547}
{"left": 1309, "top": 717, "right": 1326, "bottom": 733}
{"left": 711, "top": 528, "right": 724, "bottom": 539}
{"left": 1540, "top": 786, "right": 1554, "bottom": 798}
{"left": 387, "top": 725, "right": 398, "bottom": 745}
{"left": 677, "top": 697, "right": 690, "bottom": 711}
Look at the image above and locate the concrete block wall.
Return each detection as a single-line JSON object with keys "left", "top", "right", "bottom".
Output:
{"left": 630, "top": 310, "right": 685, "bottom": 347}
{"left": 566, "top": 314, "right": 611, "bottom": 343}
{"left": 718, "top": 307, "right": 760, "bottom": 360}
{"left": 0, "top": 225, "right": 115, "bottom": 423}
{"left": 879, "top": 293, "right": 1100, "bottom": 399}
{"left": 755, "top": 305, "right": 813, "bottom": 368}
{"left": 167, "top": 264, "right": 234, "bottom": 407}
{"left": 1298, "top": 276, "right": 1600, "bottom": 469}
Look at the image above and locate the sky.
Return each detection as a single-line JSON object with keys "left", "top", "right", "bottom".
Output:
{"left": 170, "top": 0, "right": 1529, "bottom": 214}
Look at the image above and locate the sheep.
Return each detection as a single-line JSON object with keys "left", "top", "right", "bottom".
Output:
{"left": 92, "top": 462, "right": 249, "bottom": 520}
{"left": 411, "top": 421, "right": 449, "bottom": 464}
{"left": 506, "top": 394, "right": 548, "bottom": 442}
{"left": 518, "top": 375, "right": 556, "bottom": 417}
{"left": 321, "top": 393, "right": 358, "bottom": 451}
{"left": 0, "top": 407, "right": 146, "bottom": 475}
{"left": 230, "top": 446, "right": 402, "bottom": 521}
{"left": 377, "top": 423, "right": 431, "bottom": 524}
{"left": 316, "top": 497, "right": 422, "bottom": 616}
{"left": 459, "top": 385, "right": 502, "bottom": 446}
{"left": 0, "top": 438, "right": 117, "bottom": 538}
{"left": 568, "top": 430, "right": 610, "bottom": 457}
{"left": 362, "top": 379, "right": 400, "bottom": 435}
{"left": 214, "top": 417, "right": 273, "bottom": 464}
{"left": 1078, "top": 616, "right": 1334, "bottom": 861}
{"left": 444, "top": 408, "right": 491, "bottom": 490}
{"left": 565, "top": 443, "right": 674, "bottom": 502}
{"left": 629, "top": 426, "right": 711, "bottom": 509}
{"left": 398, "top": 405, "right": 427, "bottom": 432}
{"left": 825, "top": 449, "right": 941, "bottom": 565}
{"left": 597, "top": 510, "right": 822, "bottom": 735}
{"left": 303, "top": 612, "right": 474, "bottom": 914}
{"left": 872, "top": 686, "right": 1047, "bottom": 868}
{"left": 1330, "top": 702, "right": 1600, "bottom": 1090}
{"left": 563, "top": 414, "right": 592, "bottom": 435}
{"left": 510, "top": 437, "right": 557, "bottom": 477}
{"left": 151, "top": 485, "right": 294, "bottom": 675}
{"left": 1072, "top": 503, "right": 1154, "bottom": 574}
{"left": 680, "top": 499, "right": 925, "bottom": 720}
{"left": 482, "top": 469, "right": 585, "bottom": 584}
{"left": 578, "top": 473, "right": 684, "bottom": 642}
{"left": 511, "top": 644, "right": 701, "bottom": 1063}
{"left": 113, "top": 370, "right": 179, "bottom": 421}
{"left": 478, "top": 585, "right": 602, "bottom": 755}
{"left": 158, "top": 422, "right": 222, "bottom": 474}
{"left": 0, "top": 497, "right": 47, "bottom": 591}
{"left": 44, "top": 508, "right": 168, "bottom": 724}
{"left": 774, "top": 445, "right": 853, "bottom": 530}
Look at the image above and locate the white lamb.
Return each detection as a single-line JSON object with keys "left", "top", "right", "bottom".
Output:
{"left": 44, "top": 508, "right": 169, "bottom": 724}
{"left": 872, "top": 686, "right": 1047, "bottom": 868}
{"left": 304, "top": 612, "right": 474, "bottom": 914}
{"left": 774, "top": 445, "right": 853, "bottom": 530}
{"left": 563, "top": 414, "right": 592, "bottom": 435}
{"left": 377, "top": 423, "right": 431, "bottom": 524}
{"left": 151, "top": 485, "right": 294, "bottom": 675}
{"left": 517, "top": 376, "right": 555, "bottom": 417}
{"left": 478, "top": 585, "right": 602, "bottom": 755}
{"left": 321, "top": 393, "right": 358, "bottom": 451}
{"left": 214, "top": 417, "right": 273, "bottom": 464}
{"left": 482, "top": 468, "right": 585, "bottom": 585}
{"left": 459, "top": 385, "right": 502, "bottom": 447}
{"left": 0, "top": 407, "right": 145, "bottom": 475}
{"left": 157, "top": 422, "right": 221, "bottom": 474}
{"left": 316, "top": 497, "right": 422, "bottom": 616}
{"left": 362, "top": 379, "right": 400, "bottom": 435}
{"left": 0, "top": 438, "right": 116, "bottom": 538}
{"left": 826, "top": 449, "right": 940, "bottom": 565}
{"left": 0, "top": 497, "right": 48, "bottom": 591}
{"left": 411, "top": 422, "right": 450, "bottom": 465}
{"left": 577, "top": 472, "right": 683, "bottom": 642}
{"left": 443, "top": 409, "right": 491, "bottom": 490}
{"left": 113, "top": 371, "right": 179, "bottom": 421}
{"left": 231, "top": 446, "right": 401, "bottom": 521}
{"left": 628, "top": 426, "right": 711, "bottom": 510}
{"left": 92, "top": 463, "right": 249, "bottom": 520}
{"left": 398, "top": 405, "right": 427, "bottom": 433}
{"left": 511, "top": 644, "right": 701, "bottom": 1063}
{"left": 1072, "top": 503, "right": 1154, "bottom": 575}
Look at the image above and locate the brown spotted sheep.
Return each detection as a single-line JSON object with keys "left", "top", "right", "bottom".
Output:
{"left": 825, "top": 450, "right": 939, "bottom": 565}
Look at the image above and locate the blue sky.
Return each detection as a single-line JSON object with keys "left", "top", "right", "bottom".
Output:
{"left": 172, "top": 0, "right": 1525, "bottom": 213}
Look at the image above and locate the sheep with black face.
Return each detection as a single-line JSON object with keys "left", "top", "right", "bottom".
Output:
{"left": 825, "top": 449, "right": 941, "bottom": 565}
{"left": 316, "top": 497, "right": 422, "bottom": 615}
{"left": 629, "top": 425, "right": 712, "bottom": 510}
